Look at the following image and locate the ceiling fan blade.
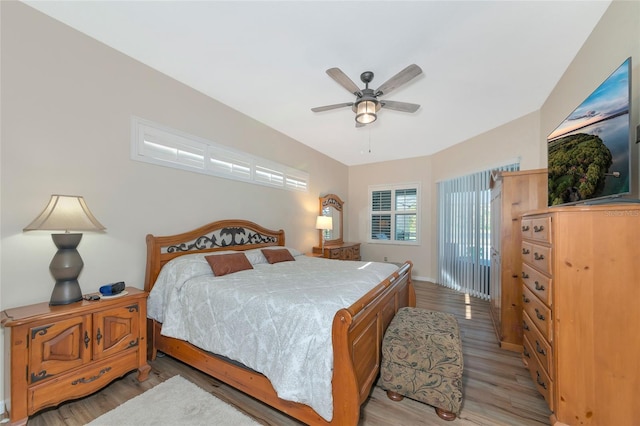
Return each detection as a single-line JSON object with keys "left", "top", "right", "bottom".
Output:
{"left": 375, "top": 64, "right": 423, "bottom": 96}
{"left": 326, "top": 68, "right": 362, "bottom": 95}
{"left": 311, "top": 102, "right": 353, "bottom": 113}
{"left": 380, "top": 100, "right": 420, "bottom": 113}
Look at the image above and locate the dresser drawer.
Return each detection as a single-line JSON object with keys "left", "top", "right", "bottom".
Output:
{"left": 521, "top": 241, "right": 533, "bottom": 265}
{"left": 327, "top": 248, "right": 343, "bottom": 259}
{"left": 350, "top": 245, "right": 360, "bottom": 260}
{"left": 522, "top": 285, "right": 552, "bottom": 342}
{"left": 523, "top": 335, "right": 554, "bottom": 411}
{"left": 523, "top": 310, "right": 553, "bottom": 379}
{"left": 529, "top": 243, "right": 552, "bottom": 275}
{"left": 530, "top": 217, "right": 551, "bottom": 243}
{"left": 522, "top": 263, "right": 552, "bottom": 307}
{"left": 521, "top": 218, "right": 533, "bottom": 240}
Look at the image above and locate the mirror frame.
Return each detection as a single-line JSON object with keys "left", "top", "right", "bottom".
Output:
{"left": 318, "top": 193, "right": 344, "bottom": 246}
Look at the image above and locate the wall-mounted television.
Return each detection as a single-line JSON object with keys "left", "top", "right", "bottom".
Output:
{"left": 547, "top": 57, "right": 632, "bottom": 206}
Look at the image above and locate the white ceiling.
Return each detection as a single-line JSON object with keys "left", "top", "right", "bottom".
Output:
{"left": 23, "top": 1, "right": 611, "bottom": 166}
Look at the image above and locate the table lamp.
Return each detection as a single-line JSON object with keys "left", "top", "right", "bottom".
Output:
{"left": 315, "top": 215, "right": 333, "bottom": 253}
{"left": 24, "top": 195, "right": 106, "bottom": 305}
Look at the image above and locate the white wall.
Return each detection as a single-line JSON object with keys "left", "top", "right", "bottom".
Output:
{"left": 349, "top": 109, "right": 542, "bottom": 281}
{"left": 541, "top": 0, "right": 640, "bottom": 197}
{"left": 349, "top": 1, "right": 639, "bottom": 282}
{"left": 0, "top": 1, "right": 348, "bottom": 310}
{"left": 348, "top": 155, "right": 434, "bottom": 280}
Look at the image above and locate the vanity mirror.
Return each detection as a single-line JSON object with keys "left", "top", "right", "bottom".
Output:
{"left": 319, "top": 193, "right": 343, "bottom": 245}
{"left": 313, "top": 194, "right": 360, "bottom": 261}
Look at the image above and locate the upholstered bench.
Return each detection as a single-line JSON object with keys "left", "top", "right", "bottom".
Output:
{"left": 379, "top": 307, "right": 464, "bottom": 421}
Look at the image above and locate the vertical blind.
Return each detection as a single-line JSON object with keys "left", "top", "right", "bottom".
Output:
{"left": 437, "top": 162, "right": 519, "bottom": 299}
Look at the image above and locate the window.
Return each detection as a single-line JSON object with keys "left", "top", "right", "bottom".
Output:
{"left": 131, "top": 116, "right": 308, "bottom": 192}
{"left": 369, "top": 184, "right": 419, "bottom": 244}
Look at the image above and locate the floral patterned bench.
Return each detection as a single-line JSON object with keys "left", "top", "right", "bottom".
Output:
{"left": 379, "top": 307, "right": 464, "bottom": 421}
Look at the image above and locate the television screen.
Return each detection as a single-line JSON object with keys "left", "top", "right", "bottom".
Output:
{"left": 547, "top": 57, "right": 631, "bottom": 206}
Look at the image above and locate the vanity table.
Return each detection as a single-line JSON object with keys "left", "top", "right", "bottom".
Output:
{"left": 312, "top": 194, "right": 361, "bottom": 261}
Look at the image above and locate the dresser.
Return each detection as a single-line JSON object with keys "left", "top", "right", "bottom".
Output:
{"left": 312, "top": 242, "right": 361, "bottom": 260}
{"left": 489, "top": 169, "right": 546, "bottom": 351}
{"left": 1, "top": 287, "right": 150, "bottom": 426}
{"left": 520, "top": 205, "right": 640, "bottom": 425}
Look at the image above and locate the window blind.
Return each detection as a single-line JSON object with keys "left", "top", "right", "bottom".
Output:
{"left": 437, "top": 162, "right": 519, "bottom": 299}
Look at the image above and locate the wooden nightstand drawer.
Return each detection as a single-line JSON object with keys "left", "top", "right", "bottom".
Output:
{"left": 28, "top": 350, "right": 138, "bottom": 415}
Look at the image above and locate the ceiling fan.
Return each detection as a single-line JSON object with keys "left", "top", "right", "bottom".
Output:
{"left": 311, "top": 64, "right": 423, "bottom": 126}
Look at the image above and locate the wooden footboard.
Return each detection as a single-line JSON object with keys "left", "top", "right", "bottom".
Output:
{"left": 331, "top": 261, "right": 415, "bottom": 424}
{"left": 144, "top": 220, "right": 415, "bottom": 425}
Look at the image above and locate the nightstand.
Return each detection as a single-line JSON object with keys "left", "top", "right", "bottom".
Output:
{"left": 1, "top": 287, "right": 150, "bottom": 426}
{"left": 312, "top": 242, "right": 361, "bottom": 260}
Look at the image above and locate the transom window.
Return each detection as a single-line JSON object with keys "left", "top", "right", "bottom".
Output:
{"left": 369, "top": 184, "right": 419, "bottom": 244}
{"left": 130, "top": 116, "right": 308, "bottom": 192}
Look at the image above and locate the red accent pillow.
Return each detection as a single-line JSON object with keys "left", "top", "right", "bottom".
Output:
{"left": 205, "top": 252, "right": 253, "bottom": 276}
{"left": 261, "top": 248, "right": 295, "bottom": 264}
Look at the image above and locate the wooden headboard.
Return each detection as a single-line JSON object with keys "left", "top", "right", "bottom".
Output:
{"left": 144, "top": 219, "right": 285, "bottom": 292}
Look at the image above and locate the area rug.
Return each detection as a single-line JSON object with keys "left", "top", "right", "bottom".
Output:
{"left": 87, "top": 375, "right": 261, "bottom": 426}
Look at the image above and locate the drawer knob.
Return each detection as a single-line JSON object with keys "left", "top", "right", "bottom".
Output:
{"left": 523, "top": 346, "right": 531, "bottom": 358}
{"left": 522, "top": 225, "right": 530, "bottom": 231}
{"left": 84, "top": 331, "right": 90, "bottom": 349}
{"left": 522, "top": 271, "right": 530, "bottom": 279}
{"left": 534, "top": 281, "right": 545, "bottom": 291}
{"left": 535, "top": 308, "right": 545, "bottom": 321}
{"left": 534, "top": 225, "right": 545, "bottom": 233}
{"left": 523, "top": 321, "right": 530, "bottom": 331}
{"left": 522, "top": 248, "right": 530, "bottom": 255}
{"left": 534, "top": 253, "right": 545, "bottom": 261}
{"left": 523, "top": 294, "right": 530, "bottom": 303}
{"left": 536, "top": 340, "right": 547, "bottom": 356}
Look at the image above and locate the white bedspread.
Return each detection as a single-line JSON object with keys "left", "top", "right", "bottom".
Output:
{"left": 147, "top": 250, "right": 398, "bottom": 421}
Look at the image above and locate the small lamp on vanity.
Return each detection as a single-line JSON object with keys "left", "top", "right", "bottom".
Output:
{"left": 24, "top": 195, "right": 106, "bottom": 305}
{"left": 315, "top": 215, "right": 333, "bottom": 254}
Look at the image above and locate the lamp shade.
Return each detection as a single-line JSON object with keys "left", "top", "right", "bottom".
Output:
{"left": 24, "top": 195, "right": 105, "bottom": 305}
{"left": 315, "top": 215, "right": 333, "bottom": 230}
{"left": 355, "top": 100, "right": 378, "bottom": 124}
{"left": 24, "top": 195, "right": 106, "bottom": 232}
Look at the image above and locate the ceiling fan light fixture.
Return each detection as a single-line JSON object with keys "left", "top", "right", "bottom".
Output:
{"left": 355, "top": 100, "right": 377, "bottom": 124}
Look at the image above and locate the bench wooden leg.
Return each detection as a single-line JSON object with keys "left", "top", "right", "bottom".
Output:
{"left": 385, "top": 390, "right": 405, "bottom": 401}
{"left": 435, "top": 407, "right": 457, "bottom": 421}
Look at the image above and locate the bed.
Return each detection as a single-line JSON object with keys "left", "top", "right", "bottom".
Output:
{"left": 144, "top": 219, "right": 415, "bottom": 425}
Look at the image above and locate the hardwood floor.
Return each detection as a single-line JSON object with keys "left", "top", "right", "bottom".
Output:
{"left": 23, "top": 281, "right": 551, "bottom": 425}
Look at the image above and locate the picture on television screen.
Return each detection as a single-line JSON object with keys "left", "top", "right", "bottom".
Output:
{"left": 547, "top": 57, "right": 631, "bottom": 206}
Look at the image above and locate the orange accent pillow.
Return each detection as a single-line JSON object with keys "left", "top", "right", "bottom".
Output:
{"left": 261, "top": 248, "right": 295, "bottom": 264}
{"left": 205, "top": 252, "right": 253, "bottom": 276}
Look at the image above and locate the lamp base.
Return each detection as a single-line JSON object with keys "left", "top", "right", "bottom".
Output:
{"left": 50, "top": 280, "right": 83, "bottom": 305}
{"left": 49, "top": 233, "right": 84, "bottom": 306}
